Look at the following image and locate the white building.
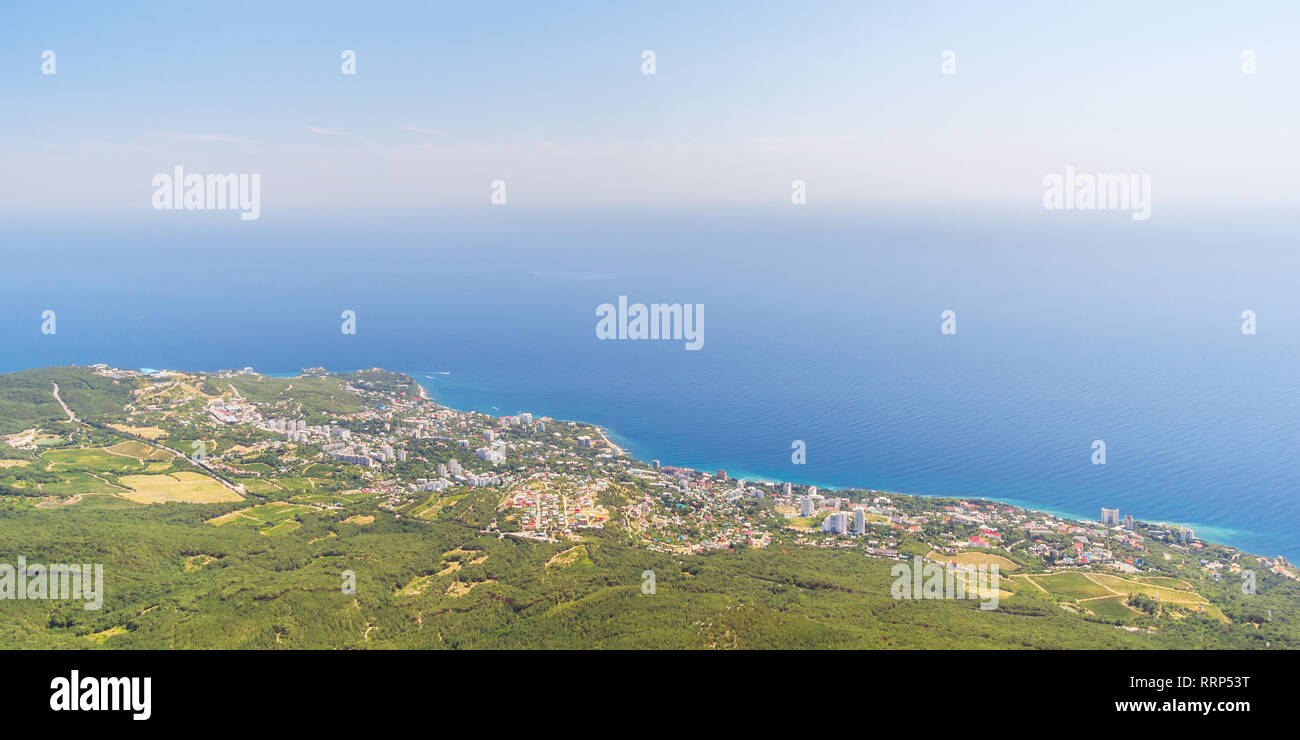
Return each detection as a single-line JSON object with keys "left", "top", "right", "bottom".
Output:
{"left": 821, "top": 512, "right": 849, "bottom": 534}
{"left": 476, "top": 446, "right": 505, "bottom": 465}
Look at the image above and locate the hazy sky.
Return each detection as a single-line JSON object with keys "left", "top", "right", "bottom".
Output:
{"left": 2, "top": 1, "right": 1298, "bottom": 214}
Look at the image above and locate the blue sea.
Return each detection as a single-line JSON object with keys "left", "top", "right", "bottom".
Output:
{"left": 3, "top": 206, "right": 1298, "bottom": 561}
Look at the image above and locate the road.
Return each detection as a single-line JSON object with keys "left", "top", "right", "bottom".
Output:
{"left": 51, "top": 380, "right": 249, "bottom": 498}
{"left": 51, "top": 382, "right": 76, "bottom": 421}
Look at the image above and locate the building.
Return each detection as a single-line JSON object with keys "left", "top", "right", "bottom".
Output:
{"left": 821, "top": 512, "right": 849, "bottom": 535}
{"left": 854, "top": 507, "right": 866, "bottom": 534}
{"left": 716, "top": 469, "right": 727, "bottom": 481}
{"left": 1100, "top": 507, "right": 1120, "bottom": 526}
{"left": 333, "top": 452, "right": 372, "bottom": 467}
{"left": 1124, "top": 514, "right": 1135, "bottom": 531}
{"left": 476, "top": 446, "right": 505, "bottom": 464}
{"left": 800, "top": 496, "right": 814, "bottom": 517}
{"left": 807, "top": 486, "right": 818, "bottom": 498}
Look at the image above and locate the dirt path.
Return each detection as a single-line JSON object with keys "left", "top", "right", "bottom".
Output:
{"left": 1016, "top": 574, "right": 1049, "bottom": 594}
{"left": 51, "top": 382, "right": 76, "bottom": 421}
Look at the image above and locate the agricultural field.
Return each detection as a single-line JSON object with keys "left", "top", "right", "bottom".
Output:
{"left": 106, "top": 424, "right": 169, "bottom": 440}
{"left": 269, "top": 477, "right": 334, "bottom": 493}
{"left": 293, "top": 490, "right": 377, "bottom": 506}
{"left": 237, "top": 478, "right": 283, "bottom": 495}
{"left": 1020, "top": 570, "right": 1216, "bottom": 625}
{"left": 1135, "top": 575, "right": 1195, "bottom": 590}
{"left": 42, "top": 447, "right": 150, "bottom": 474}
{"left": 30, "top": 471, "right": 127, "bottom": 497}
{"left": 118, "top": 472, "right": 242, "bottom": 504}
{"left": 411, "top": 491, "right": 467, "bottom": 520}
{"left": 262, "top": 520, "right": 302, "bottom": 536}
{"left": 927, "top": 551, "right": 1020, "bottom": 571}
{"left": 207, "top": 501, "right": 310, "bottom": 528}
{"left": 1087, "top": 573, "right": 1207, "bottom": 605}
{"left": 1022, "top": 572, "right": 1114, "bottom": 600}
{"left": 104, "top": 440, "right": 173, "bottom": 461}
{"left": 1083, "top": 595, "right": 1140, "bottom": 622}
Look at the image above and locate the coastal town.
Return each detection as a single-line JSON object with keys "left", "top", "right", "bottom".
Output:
{"left": 65, "top": 366, "right": 1299, "bottom": 586}
{"left": 3, "top": 364, "right": 1296, "bottom": 637}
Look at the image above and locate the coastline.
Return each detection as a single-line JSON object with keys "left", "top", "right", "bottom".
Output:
{"left": 595, "top": 428, "right": 625, "bottom": 456}
{"left": 15, "top": 364, "right": 1267, "bottom": 560}
{"left": 407, "top": 371, "right": 1270, "bottom": 560}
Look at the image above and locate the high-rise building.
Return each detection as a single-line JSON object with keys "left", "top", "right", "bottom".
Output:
{"left": 854, "top": 507, "right": 866, "bottom": 534}
{"left": 800, "top": 496, "right": 814, "bottom": 517}
{"left": 820, "top": 512, "right": 849, "bottom": 535}
{"left": 1124, "top": 514, "right": 1135, "bottom": 531}
{"left": 782, "top": 482, "right": 792, "bottom": 496}
{"left": 1101, "top": 508, "right": 1120, "bottom": 526}
{"left": 807, "top": 486, "right": 818, "bottom": 498}
{"left": 476, "top": 447, "right": 505, "bottom": 464}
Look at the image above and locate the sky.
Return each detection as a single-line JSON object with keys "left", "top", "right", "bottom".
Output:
{"left": 2, "top": 1, "right": 1300, "bottom": 215}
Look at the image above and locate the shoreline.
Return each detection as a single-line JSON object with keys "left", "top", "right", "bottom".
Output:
{"left": 406, "top": 371, "right": 1273, "bottom": 560}
{"left": 595, "top": 428, "right": 625, "bottom": 456}
{"left": 20, "top": 365, "right": 1272, "bottom": 561}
